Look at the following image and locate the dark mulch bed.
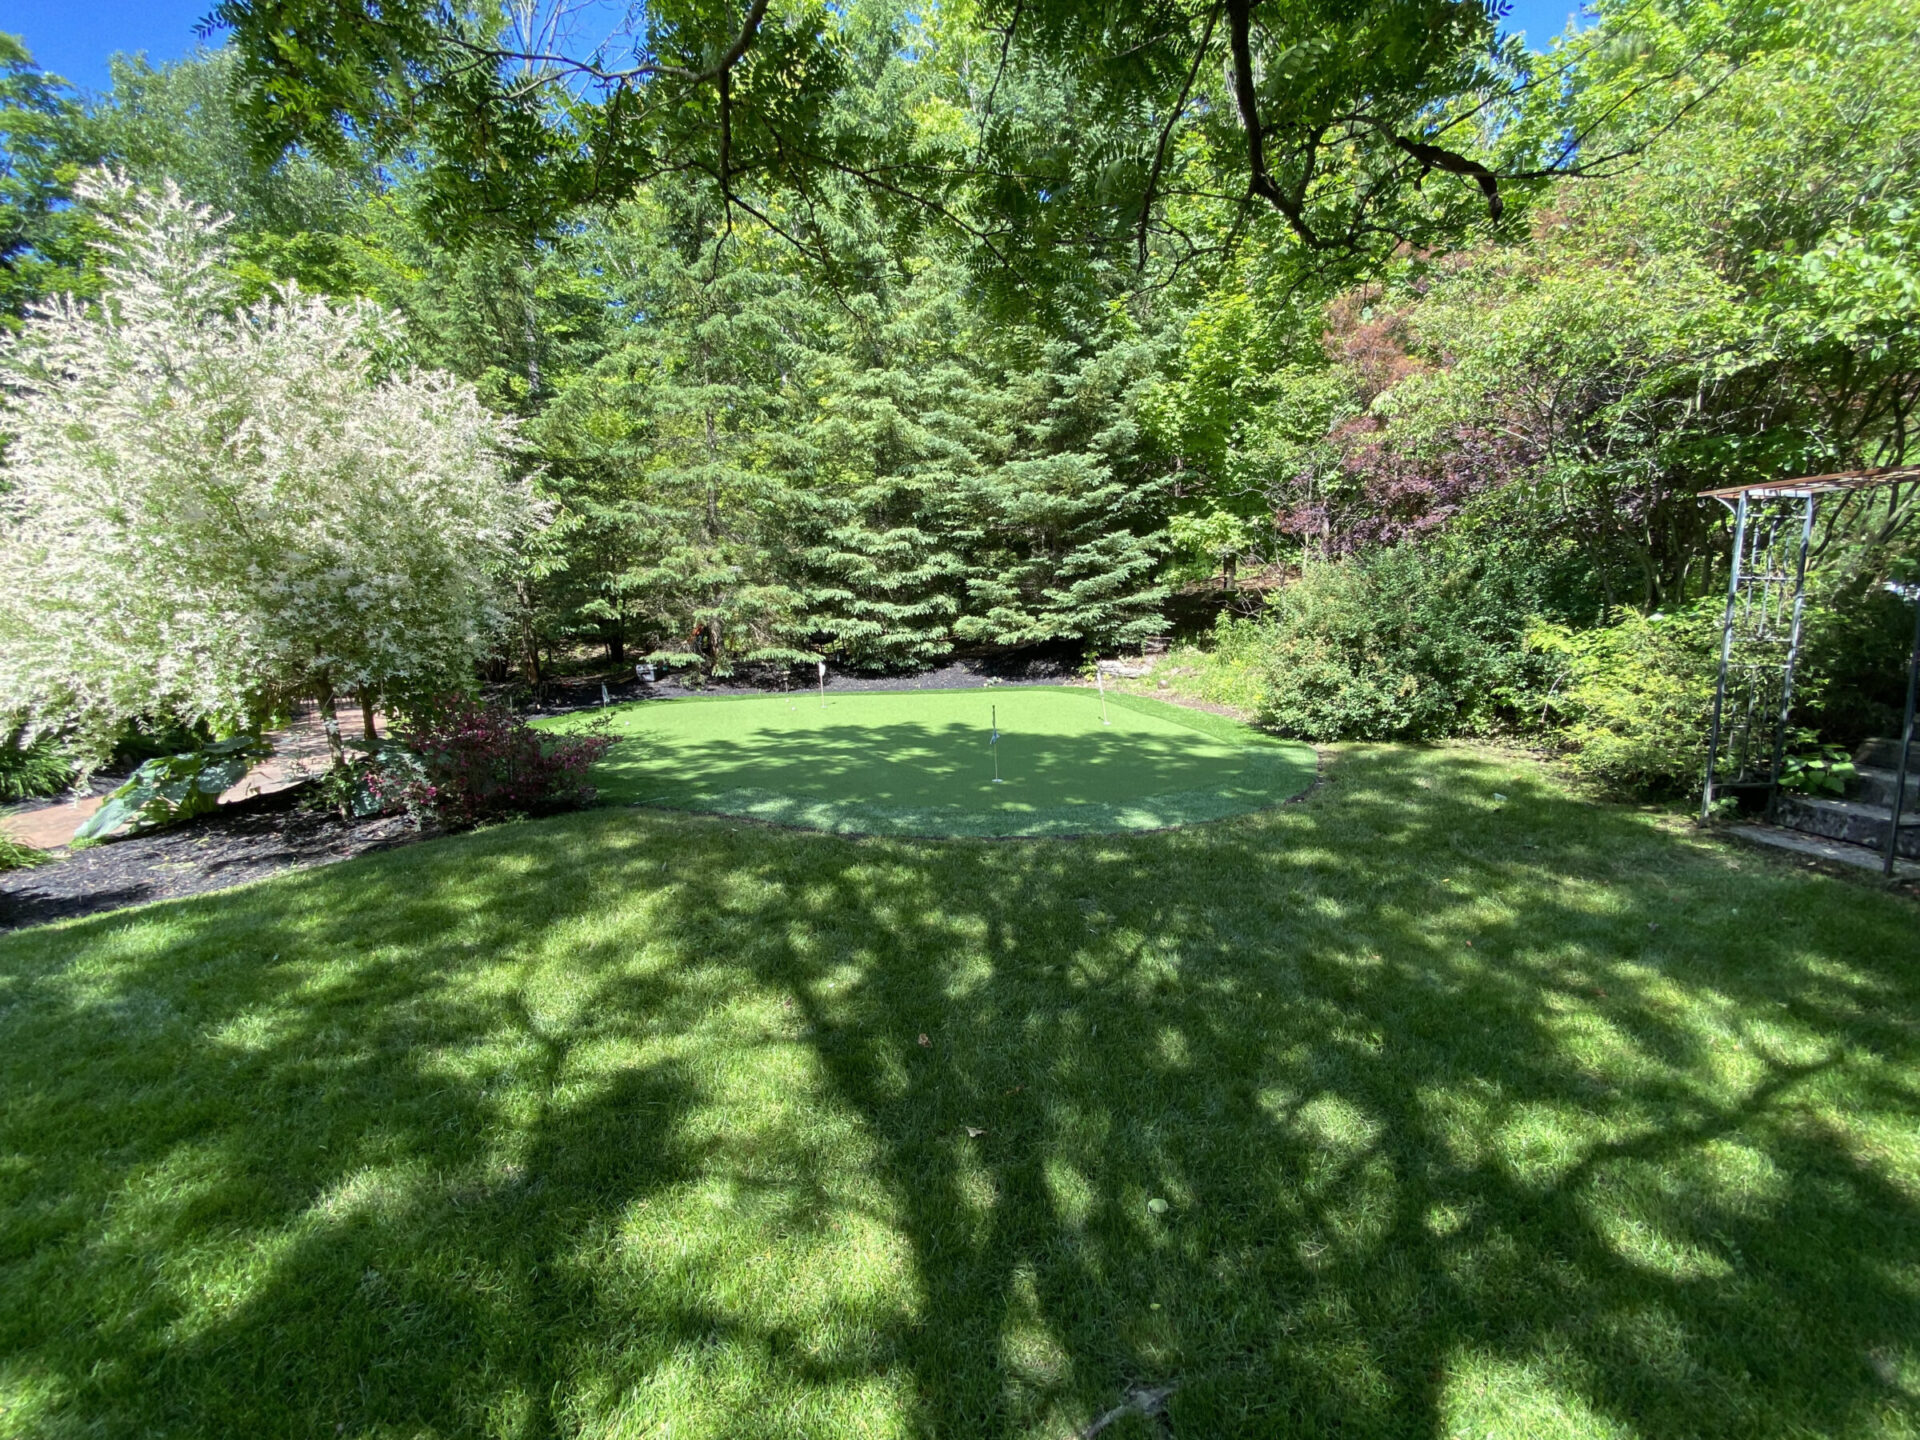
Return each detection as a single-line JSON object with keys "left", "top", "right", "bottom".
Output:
{"left": 0, "top": 788, "right": 424, "bottom": 933}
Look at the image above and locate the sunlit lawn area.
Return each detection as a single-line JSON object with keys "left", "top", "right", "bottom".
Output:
{"left": 2, "top": 744, "right": 1918, "bottom": 1438}
{"left": 547, "top": 688, "right": 1318, "bottom": 836}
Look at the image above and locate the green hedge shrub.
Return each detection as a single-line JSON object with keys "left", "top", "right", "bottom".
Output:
{"left": 1528, "top": 604, "right": 1721, "bottom": 798}
{"left": 1249, "top": 534, "right": 1569, "bottom": 742}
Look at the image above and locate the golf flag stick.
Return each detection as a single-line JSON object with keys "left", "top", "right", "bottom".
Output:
{"left": 990, "top": 705, "right": 1003, "bottom": 782}
{"left": 818, "top": 658, "right": 827, "bottom": 709}
{"left": 1097, "top": 665, "right": 1110, "bottom": 725}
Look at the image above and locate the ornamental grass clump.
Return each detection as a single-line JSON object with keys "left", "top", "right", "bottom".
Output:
{"left": 0, "top": 732, "right": 72, "bottom": 800}
{"left": 0, "top": 834, "right": 47, "bottom": 872}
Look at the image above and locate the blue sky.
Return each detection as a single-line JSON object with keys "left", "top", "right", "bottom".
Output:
{"left": 8, "top": 0, "right": 216, "bottom": 93}
{"left": 9, "top": 0, "right": 1591, "bottom": 97}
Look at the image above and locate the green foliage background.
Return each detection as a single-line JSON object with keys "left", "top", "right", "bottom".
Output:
{"left": 2, "top": 0, "right": 1918, "bottom": 792}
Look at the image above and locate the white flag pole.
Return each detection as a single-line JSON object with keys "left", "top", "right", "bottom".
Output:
{"left": 991, "top": 705, "right": 1002, "bottom": 783}
{"left": 1097, "top": 665, "right": 1110, "bottom": 725}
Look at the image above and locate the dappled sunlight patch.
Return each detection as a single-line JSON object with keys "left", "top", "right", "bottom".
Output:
{"left": 1289, "top": 1092, "right": 1382, "bottom": 1157}
{"left": 1254, "top": 1082, "right": 1303, "bottom": 1125}
{"left": 1440, "top": 1348, "right": 1640, "bottom": 1440}
{"left": 618, "top": 1177, "right": 914, "bottom": 1323}
{"left": 306, "top": 1161, "right": 433, "bottom": 1226}
{"left": 0, "top": 1361, "right": 70, "bottom": 1440}
{"left": 950, "top": 1144, "right": 1001, "bottom": 1237}
{"left": 1797, "top": 953, "right": 1904, "bottom": 998}
{"left": 58, "top": 916, "right": 197, "bottom": 972}
{"left": 95, "top": 1144, "right": 261, "bottom": 1282}
{"left": 1590, "top": 1297, "right": 1720, "bottom": 1396}
{"left": 1494, "top": 1102, "right": 1603, "bottom": 1187}
{"left": 162, "top": 1171, "right": 431, "bottom": 1345}
{"left": 1154, "top": 1026, "right": 1193, "bottom": 1071}
{"left": 996, "top": 1266, "right": 1076, "bottom": 1431}
{"left": 1535, "top": 1002, "right": 1669, "bottom": 1085}
{"left": 1865, "top": 1344, "right": 1920, "bottom": 1399}
{"left": 585, "top": 1336, "right": 917, "bottom": 1440}
{"left": 1788, "top": 1108, "right": 1920, "bottom": 1205}
{"left": 1043, "top": 1157, "right": 1097, "bottom": 1232}
{"left": 1424, "top": 1198, "right": 1478, "bottom": 1238}
{"left": 934, "top": 949, "right": 997, "bottom": 1004}
{"left": 202, "top": 1001, "right": 301, "bottom": 1055}
{"left": 1735, "top": 1012, "right": 1841, "bottom": 1071}
{"left": 1586, "top": 1205, "right": 1738, "bottom": 1283}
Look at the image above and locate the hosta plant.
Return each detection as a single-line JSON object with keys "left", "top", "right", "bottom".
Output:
{"left": 73, "top": 735, "right": 273, "bottom": 844}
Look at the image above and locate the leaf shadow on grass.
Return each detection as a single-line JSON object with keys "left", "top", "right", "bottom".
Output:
{"left": 1, "top": 745, "right": 1918, "bottom": 1437}
{"left": 572, "top": 700, "right": 1316, "bottom": 835}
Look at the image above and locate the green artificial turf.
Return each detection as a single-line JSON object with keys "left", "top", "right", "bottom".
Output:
{"left": 543, "top": 685, "right": 1318, "bottom": 836}
{"left": 3, "top": 744, "right": 1920, "bottom": 1438}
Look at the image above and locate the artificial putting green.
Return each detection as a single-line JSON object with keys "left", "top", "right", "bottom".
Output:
{"left": 546, "top": 685, "right": 1317, "bottom": 836}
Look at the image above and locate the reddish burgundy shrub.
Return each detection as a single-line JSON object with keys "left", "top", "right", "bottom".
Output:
{"left": 1277, "top": 424, "right": 1541, "bottom": 556}
{"left": 383, "top": 697, "right": 617, "bottom": 826}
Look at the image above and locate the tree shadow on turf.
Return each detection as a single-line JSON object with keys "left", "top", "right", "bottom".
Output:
{"left": 1, "top": 745, "right": 1917, "bottom": 1436}
{"left": 585, "top": 716, "right": 1315, "bottom": 835}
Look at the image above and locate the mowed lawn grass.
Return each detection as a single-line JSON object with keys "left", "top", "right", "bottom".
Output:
{"left": 545, "top": 687, "right": 1318, "bottom": 837}
{"left": 2, "top": 744, "right": 1919, "bottom": 1439}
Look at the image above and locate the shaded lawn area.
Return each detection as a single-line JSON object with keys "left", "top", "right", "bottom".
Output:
{"left": 2, "top": 744, "right": 1918, "bottom": 1439}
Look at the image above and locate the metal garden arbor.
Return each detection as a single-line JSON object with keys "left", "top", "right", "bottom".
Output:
{"left": 1699, "top": 466, "right": 1920, "bottom": 876}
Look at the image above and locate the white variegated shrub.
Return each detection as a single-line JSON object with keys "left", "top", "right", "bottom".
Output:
{"left": 0, "top": 175, "right": 540, "bottom": 763}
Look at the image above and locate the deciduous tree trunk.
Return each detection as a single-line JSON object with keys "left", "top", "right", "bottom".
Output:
{"left": 319, "top": 690, "right": 344, "bottom": 768}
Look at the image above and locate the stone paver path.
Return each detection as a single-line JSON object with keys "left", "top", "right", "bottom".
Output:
{"left": 1, "top": 706, "right": 383, "bottom": 851}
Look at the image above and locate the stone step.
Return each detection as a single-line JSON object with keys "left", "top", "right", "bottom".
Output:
{"left": 1730, "top": 823, "right": 1920, "bottom": 878}
{"left": 1850, "top": 765, "right": 1920, "bottom": 809}
{"left": 1855, "top": 736, "right": 1916, "bottom": 769}
{"left": 1772, "top": 792, "right": 1920, "bottom": 859}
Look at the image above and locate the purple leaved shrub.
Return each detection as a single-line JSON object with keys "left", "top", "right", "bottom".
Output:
{"left": 369, "top": 697, "right": 617, "bottom": 827}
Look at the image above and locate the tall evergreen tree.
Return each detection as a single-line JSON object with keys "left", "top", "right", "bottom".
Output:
{"left": 953, "top": 324, "right": 1172, "bottom": 649}
{"left": 534, "top": 197, "right": 816, "bottom": 673}
{"left": 0, "top": 36, "right": 90, "bottom": 323}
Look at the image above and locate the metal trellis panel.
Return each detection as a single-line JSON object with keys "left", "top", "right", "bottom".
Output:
{"left": 1700, "top": 488, "right": 1816, "bottom": 819}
